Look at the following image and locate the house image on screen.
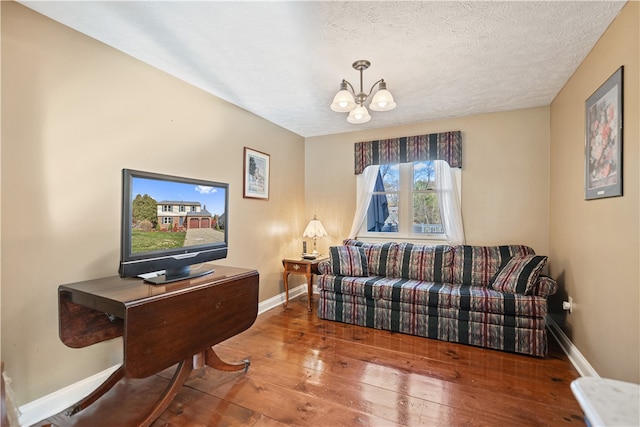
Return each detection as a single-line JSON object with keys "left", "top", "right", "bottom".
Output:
{"left": 156, "top": 201, "right": 221, "bottom": 231}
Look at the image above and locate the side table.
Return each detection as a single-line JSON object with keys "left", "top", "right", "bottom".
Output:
{"left": 282, "top": 257, "right": 328, "bottom": 312}
{"left": 57, "top": 265, "right": 258, "bottom": 426}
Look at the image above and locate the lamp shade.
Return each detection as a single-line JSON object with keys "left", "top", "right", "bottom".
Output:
{"left": 330, "top": 89, "right": 356, "bottom": 112}
{"left": 347, "top": 105, "right": 371, "bottom": 124}
{"left": 369, "top": 89, "right": 396, "bottom": 111}
{"left": 303, "top": 216, "right": 328, "bottom": 239}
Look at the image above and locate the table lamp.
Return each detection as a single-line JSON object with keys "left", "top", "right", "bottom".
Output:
{"left": 302, "top": 215, "right": 328, "bottom": 257}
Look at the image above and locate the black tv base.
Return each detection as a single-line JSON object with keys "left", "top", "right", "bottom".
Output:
{"left": 143, "top": 265, "right": 214, "bottom": 285}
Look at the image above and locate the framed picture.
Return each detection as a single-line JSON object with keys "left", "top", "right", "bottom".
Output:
{"left": 243, "top": 147, "right": 270, "bottom": 200}
{"left": 585, "top": 66, "right": 623, "bottom": 200}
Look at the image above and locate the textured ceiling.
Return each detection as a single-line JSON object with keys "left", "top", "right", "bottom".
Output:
{"left": 20, "top": 1, "right": 626, "bottom": 138}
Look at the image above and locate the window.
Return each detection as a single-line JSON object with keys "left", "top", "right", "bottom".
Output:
{"left": 358, "top": 161, "right": 462, "bottom": 242}
{"left": 162, "top": 205, "right": 172, "bottom": 212}
{"left": 179, "top": 205, "right": 185, "bottom": 212}
{"left": 162, "top": 217, "right": 172, "bottom": 224}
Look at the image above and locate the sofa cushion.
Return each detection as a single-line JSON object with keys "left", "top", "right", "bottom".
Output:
{"left": 490, "top": 255, "right": 547, "bottom": 295}
{"left": 316, "top": 274, "right": 388, "bottom": 299}
{"left": 448, "top": 284, "right": 547, "bottom": 318}
{"left": 343, "top": 239, "right": 398, "bottom": 277}
{"left": 377, "top": 279, "right": 453, "bottom": 308}
{"left": 452, "top": 245, "right": 535, "bottom": 287}
{"left": 329, "top": 245, "right": 369, "bottom": 277}
{"left": 396, "top": 243, "right": 455, "bottom": 282}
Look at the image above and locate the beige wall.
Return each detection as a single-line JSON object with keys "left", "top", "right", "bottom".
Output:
{"left": 1, "top": 2, "right": 306, "bottom": 404}
{"left": 305, "top": 107, "right": 551, "bottom": 255}
{"left": 549, "top": 1, "right": 639, "bottom": 383}
{"left": 3, "top": 0, "right": 638, "bottom": 411}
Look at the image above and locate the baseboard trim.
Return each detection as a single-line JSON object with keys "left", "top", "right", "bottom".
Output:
{"left": 17, "top": 364, "right": 120, "bottom": 427}
{"left": 17, "top": 284, "right": 313, "bottom": 426}
{"left": 258, "top": 283, "right": 312, "bottom": 314}
{"left": 547, "top": 316, "right": 599, "bottom": 378}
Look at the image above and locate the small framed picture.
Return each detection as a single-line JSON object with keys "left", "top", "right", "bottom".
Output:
{"left": 585, "top": 66, "right": 623, "bottom": 200}
{"left": 243, "top": 147, "right": 270, "bottom": 200}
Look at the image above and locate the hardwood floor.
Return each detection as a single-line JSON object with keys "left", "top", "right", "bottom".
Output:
{"left": 40, "top": 296, "right": 585, "bottom": 426}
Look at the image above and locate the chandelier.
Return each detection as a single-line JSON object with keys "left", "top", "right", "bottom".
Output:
{"left": 330, "top": 60, "right": 396, "bottom": 124}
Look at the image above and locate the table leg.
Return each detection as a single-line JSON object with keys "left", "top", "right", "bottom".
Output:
{"left": 205, "top": 347, "right": 250, "bottom": 373}
{"left": 283, "top": 271, "right": 290, "bottom": 308}
{"left": 306, "top": 272, "right": 313, "bottom": 312}
{"left": 139, "top": 358, "right": 193, "bottom": 427}
{"left": 64, "top": 365, "right": 125, "bottom": 416}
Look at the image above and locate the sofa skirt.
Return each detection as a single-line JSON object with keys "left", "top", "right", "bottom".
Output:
{"left": 318, "top": 290, "right": 548, "bottom": 357}
{"left": 317, "top": 291, "right": 449, "bottom": 341}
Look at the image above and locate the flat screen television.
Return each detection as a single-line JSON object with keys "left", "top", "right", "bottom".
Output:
{"left": 119, "top": 169, "right": 229, "bottom": 284}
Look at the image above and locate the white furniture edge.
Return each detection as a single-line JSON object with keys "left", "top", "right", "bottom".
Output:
{"left": 16, "top": 292, "right": 584, "bottom": 426}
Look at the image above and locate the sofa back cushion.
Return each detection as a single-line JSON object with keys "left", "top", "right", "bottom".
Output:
{"left": 343, "top": 239, "right": 398, "bottom": 277}
{"left": 453, "top": 245, "right": 535, "bottom": 286}
{"left": 396, "top": 243, "right": 455, "bottom": 282}
{"left": 329, "top": 245, "right": 369, "bottom": 277}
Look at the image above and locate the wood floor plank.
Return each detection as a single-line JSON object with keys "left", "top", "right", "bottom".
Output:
{"left": 259, "top": 306, "right": 577, "bottom": 377}
{"left": 151, "top": 384, "right": 264, "bottom": 427}
{"left": 194, "top": 348, "right": 514, "bottom": 427}
{"left": 213, "top": 337, "right": 582, "bottom": 426}
{"left": 217, "top": 320, "right": 581, "bottom": 409}
{"left": 181, "top": 369, "right": 400, "bottom": 426}
{"left": 38, "top": 297, "right": 585, "bottom": 427}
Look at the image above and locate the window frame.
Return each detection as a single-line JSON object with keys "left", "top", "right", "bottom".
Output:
{"left": 357, "top": 161, "right": 462, "bottom": 243}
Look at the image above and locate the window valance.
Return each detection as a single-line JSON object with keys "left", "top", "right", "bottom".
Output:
{"left": 354, "top": 131, "right": 462, "bottom": 174}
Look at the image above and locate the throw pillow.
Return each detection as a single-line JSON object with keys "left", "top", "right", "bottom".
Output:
{"left": 490, "top": 255, "right": 547, "bottom": 295}
{"left": 329, "top": 245, "right": 369, "bottom": 277}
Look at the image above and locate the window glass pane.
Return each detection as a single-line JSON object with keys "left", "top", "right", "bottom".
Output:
{"left": 380, "top": 164, "right": 399, "bottom": 192}
{"left": 413, "top": 161, "right": 436, "bottom": 190}
{"left": 413, "top": 193, "right": 443, "bottom": 234}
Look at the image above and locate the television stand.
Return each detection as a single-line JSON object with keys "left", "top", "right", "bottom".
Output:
{"left": 58, "top": 264, "right": 258, "bottom": 426}
{"left": 142, "top": 264, "right": 215, "bottom": 285}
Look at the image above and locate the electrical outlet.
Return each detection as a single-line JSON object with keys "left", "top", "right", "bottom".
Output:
{"left": 562, "top": 296, "right": 573, "bottom": 313}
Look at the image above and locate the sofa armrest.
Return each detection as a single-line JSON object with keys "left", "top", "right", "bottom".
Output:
{"left": 317, "top": 260, "right": 332, "bottom": 275}
{"left": 532, "top": 275, "right": 558, "bottom": 297}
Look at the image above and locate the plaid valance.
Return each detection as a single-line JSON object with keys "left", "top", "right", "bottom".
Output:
{"left": 354, "top": 131, "right": 462, "bottom": 174}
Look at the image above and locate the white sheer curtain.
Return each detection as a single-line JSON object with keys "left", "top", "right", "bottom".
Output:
{"left": 348, "top": 165, "right": 380, "bottom": 239}
{"left": 435, "top": 160, "right": 465, "bottom": 245}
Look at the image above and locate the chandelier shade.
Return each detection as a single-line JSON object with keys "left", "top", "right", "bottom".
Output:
{"left": 369, "top": 81, "right": 396, "bottom": 111}
{"left": 347, "top": 105, "right": 371, "bottom": 124}
{"left": 330, "top": 60, "right": 396, "bottom": 124}
{"left": 330, "top": 82, "right": 356, "bottom": 112}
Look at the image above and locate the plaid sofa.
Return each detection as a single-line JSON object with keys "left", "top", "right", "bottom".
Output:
{"left": 316, "top": 240, "right": 558, "bottom": 357}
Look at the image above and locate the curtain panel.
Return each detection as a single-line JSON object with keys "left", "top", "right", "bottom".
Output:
{"left": 354, "top": 131, "right": 462, "bottom": 174}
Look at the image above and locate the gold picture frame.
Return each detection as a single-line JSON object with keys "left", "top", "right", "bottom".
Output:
{"left": 243, "top": 147, "right": 270, "bottom": 200}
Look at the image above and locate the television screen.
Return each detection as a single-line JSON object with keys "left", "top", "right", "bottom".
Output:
{"left": 119, "top": 169, "right": 229, "bottom": 284}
